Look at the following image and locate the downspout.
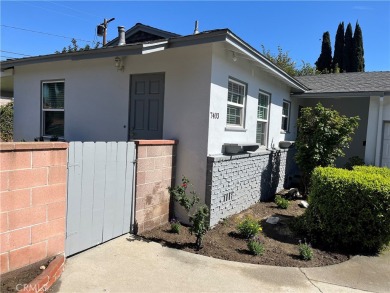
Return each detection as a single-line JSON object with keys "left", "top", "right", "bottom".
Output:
{"left": 375, "top": 96, "right": 384, "bottom": 166}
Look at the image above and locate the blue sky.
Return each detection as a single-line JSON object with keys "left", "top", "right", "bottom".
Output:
{"left": 1, "top": 1, "right": 390, "bottom": 71}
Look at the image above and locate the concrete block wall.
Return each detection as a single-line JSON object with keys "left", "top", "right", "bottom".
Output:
{"left": 206, "top": 149, "right": 295, "bottom": 227}
{"left": 134, "top": 140, "right": 177, "bottom": 233}
{"left": 0, "top": 142, "right": 68, "bottom": 274}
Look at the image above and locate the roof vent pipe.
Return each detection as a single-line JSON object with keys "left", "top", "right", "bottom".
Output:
{"left": 193, "top": 20, "right": 199, "bottom": 34}
{"left": 118, "top": 26, "right": 126, "bottom": 46}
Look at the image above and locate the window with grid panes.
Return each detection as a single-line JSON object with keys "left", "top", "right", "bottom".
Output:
{"left": 256, "top": 92, "right": 270, "bottom": 146}
{"left": 42, "top": 81, "right": 64, "bottom": 137}
{"left": 226, "top": 79, "right": 246, "bottom": 127}
{"left": 281, "top": 101, "right": 290, "bottom": 132}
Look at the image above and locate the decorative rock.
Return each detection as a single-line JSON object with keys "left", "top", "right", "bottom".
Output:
{"left": 40, "top": 265, "right": 46, "bottom": 270}
{"left": 299, "top": 200, "right": 309, "bottom": 208}
{"left": 266, "top": 217, "right": 280, "bottom": 225}
{"left": 287, "top": 188, "right": 299, "bottom": 198}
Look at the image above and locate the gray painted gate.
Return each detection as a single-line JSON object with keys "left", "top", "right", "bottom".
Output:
{"left": 66, "top": 142, "right": 136, "bottom": 256}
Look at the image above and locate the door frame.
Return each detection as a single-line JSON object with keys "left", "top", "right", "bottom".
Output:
{"left": 380, "top": 120, "right": 390, "bottom": 167}
{"left": 128, "top": 72, "right": 165, "bottom": 141}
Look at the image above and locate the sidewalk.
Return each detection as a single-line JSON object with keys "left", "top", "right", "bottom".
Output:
{"left": 52, "top": 235, "right": 390, "bottom": 292}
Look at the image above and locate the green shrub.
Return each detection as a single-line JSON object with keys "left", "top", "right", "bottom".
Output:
{"left": 344, "top": 156, "right": 365, "bottom": 170}
{"left": 0, "top": 102, "right": 13, "bottom": 142}
{"left": 247, "top": 238, "right": 265, "bottom": 256}
{"left": 275, "top": 194, "right": 289, "bottom": 209}
{"left": 298, "top": 240, "right": 313, "bottom": 261}
{"left": 295, "top": 103, "right": 359, "bottom": 193}
{"left": 189, "top": 205, "right": 209, "bottom": 249}
{"left": 353, "top": 165, "right": 390, "bottom": 177}
{"left": 170, "top": 219, "right": 181, "bottom": 234}
{"left": 237, "top": 216, "right": 262, "bottom": 239}
{"left": 296, "top": 166, "right": 390, "bottom": 253}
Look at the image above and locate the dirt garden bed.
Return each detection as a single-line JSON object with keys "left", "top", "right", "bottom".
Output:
{"left": 140, "top": 200, "right": 350, "bottom": 267}
{"left": 1, "top": 257, "right": 53, "bottom": 292}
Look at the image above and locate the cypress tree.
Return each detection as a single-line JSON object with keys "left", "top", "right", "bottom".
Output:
{"left": 315, "top": 31, "right": 332, "bottom": 73}
{"left": 343, "top": 23, "right": 353, "bottom": 72}
{"left": 333, "top": 22, "right": 344, "bottom": 72}
{"left": 352, "top": 21, "right": 365, "bottom": 72}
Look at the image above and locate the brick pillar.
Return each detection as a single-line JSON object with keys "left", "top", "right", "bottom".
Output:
{"left": 0, "top": 142, "right": 68, "bottom": 274}
{"left": 134, "top": 140, "right": 177, "bottom": 233}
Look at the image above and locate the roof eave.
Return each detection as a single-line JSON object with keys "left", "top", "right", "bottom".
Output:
{"left": 1, "top": 44, "right": 146, "bottom": 69}
{"left": 225, "top": 31, "right": 309, "bottom": 92}
{"left": 292, "top": 91, "right": 390, "bottom": 98}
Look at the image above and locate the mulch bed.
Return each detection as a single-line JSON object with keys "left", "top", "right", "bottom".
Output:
{"left": 1, "top": 257, "right": 53, "bottom": 292}
{"left": 140, "top": 200, "right": 350, "bottom": 267}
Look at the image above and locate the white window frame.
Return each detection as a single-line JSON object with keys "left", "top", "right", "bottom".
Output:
{"left": 41, "top": 80, "right": 65, "bottom": 138}
{"left": 281, "top": 100, "right": 291, "bottom": 133}
{"left": 226, "top": 78, "right": 246, "bottom": 128}
{"left": 257, "top": 91, "right": 270, "bottom": 146}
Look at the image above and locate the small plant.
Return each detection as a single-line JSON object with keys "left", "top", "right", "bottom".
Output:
{"left": 170, "top": 219, "right": 181, "bottom": 234}
{"left": 247, "top": 237, "right": 265, "bottom": 256}
{"left": 168, "top": 176, "right": 209, "bottom": 250}
{"left": 237, "top": 216, "right": 262, "bottom": 239}
{"left": 275, "top": 194, "right": 289, "bottom": 209}
{"left": 298, "top": 240, "right": 314, "bottom": 261}
{"left": 168, "top": 176, "right": 199, "bottom": 212}
{"left": 189, "top": 205, "right": 209, "bottom": 249}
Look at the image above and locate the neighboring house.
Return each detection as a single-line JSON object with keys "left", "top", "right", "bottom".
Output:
{"left": 1, "top": 23, "right": 388, "bottom": 224}
{"left": 294, "top": 72, "right": 390, "bottom": 168}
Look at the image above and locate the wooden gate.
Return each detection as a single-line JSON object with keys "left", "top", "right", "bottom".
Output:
{"left": 65, "top": 142, "right": 136, "bottom": 256}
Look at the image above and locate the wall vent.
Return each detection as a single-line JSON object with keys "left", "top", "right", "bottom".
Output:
{"left": 223, "top": 192, "right": 234, "bottom": 202}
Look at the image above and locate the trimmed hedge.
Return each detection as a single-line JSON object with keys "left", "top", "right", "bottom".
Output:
{"left": 353, "top": 165, "right": 390, "bottom": 177}
{"left": 295, "top": 166, "right": 390, "bottom": 253}
{"left": 0, "top": 102, "right": 13, "bottom": 142}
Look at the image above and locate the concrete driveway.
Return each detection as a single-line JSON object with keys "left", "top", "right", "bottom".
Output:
{"left": 52, "top": 235, "right": 390, "bottom": 293}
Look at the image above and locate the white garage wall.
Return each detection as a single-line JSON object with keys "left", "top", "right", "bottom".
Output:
{"left": 366, "top": 95, "right": 390, "bottom": 165}
{"left": 208, "top": 43, "right": 293, "bottom": 155}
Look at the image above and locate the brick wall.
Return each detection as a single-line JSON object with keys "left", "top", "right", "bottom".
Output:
{"left": 0, "top": 143, "right": 68, "bottom": 274}
{"left": 206, "top": 148, "right": 296, "bottom": 227}
{"left": 134, "top": 140, "right": 177, "bottom": 233}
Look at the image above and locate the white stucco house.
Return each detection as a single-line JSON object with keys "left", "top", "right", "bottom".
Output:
{"left": 1, "top": 23, "right": 389, "bottom": 224}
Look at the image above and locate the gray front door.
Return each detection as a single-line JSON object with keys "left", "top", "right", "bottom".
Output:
{"left": 129, "top": 73, "right": 164, "bottom": 140}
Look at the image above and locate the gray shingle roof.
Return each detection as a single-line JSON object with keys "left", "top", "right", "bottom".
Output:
{"left": 295, "top": 72, "right": 390, "bottom": 94}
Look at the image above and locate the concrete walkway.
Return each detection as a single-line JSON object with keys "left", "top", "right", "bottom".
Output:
{"left": 53, "top": 235, "right": 390, "bottom": 293}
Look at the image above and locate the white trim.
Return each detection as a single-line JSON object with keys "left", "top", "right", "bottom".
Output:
{"left": 256, "top": 91, "right": 270, "bottom": 146}
{"left": 375, "top": 96, "right": 384, "bottom": 166}
{"left": 41, "top": 80, "right": 65, "bottom": 137}
{"left": 226, "top": 79, "right": 246, "bottom": 127}
{"left": 281, "top": 100, "right": 291, "bottom": 132}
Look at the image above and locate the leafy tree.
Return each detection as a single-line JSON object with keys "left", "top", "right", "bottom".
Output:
{"left": 333, "top": 22, "right": 344, "bottom": 72}
{"left": 295, "top": 61, "right": 318, "bottom": 76}
{"left": 352, "top": 21, "right": 365, "bottom": 72}
{"left": 295, "top": 103, "right": 359, "bottom": 193}
{"left": 0, "top": 101, "right": 13, "bottom": 142}
{"left": 261, "top": 45, "right": 318, "bottom": 76}
{"left": 261, "top": 45, "right": 296, "bottom": 76}
{"left": 55, "top": 39, "right": 100, "bottom": 54}
{"left": 343, "top": 23, "right": 354, "bottom": 72}
{"left": 315, "top": 32, "right": 332, "bottom": 73}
